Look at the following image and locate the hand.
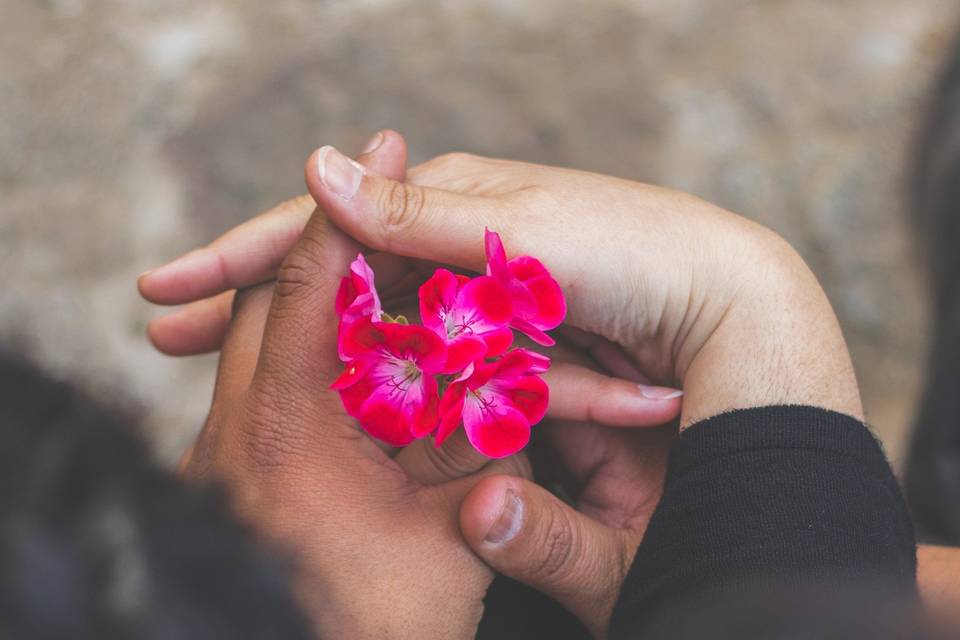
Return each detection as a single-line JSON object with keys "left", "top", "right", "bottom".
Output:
{"left": 142, "top": 132, "right": 861, "bottom": 637}
{"left": 137, "top": 130, "right": 412, "bottom": 354}
{"left": 294, "top": 143, "right": 862, "bottom": 637}
{"left": 143, "top": 134, "right": 684, "bottom": 639}
{"left": 481, "top": 336, "right": 676, "bottom": 639}
{"left": 163, "top": 239, "right": 677, "bottom": 640}
{"left": 140, "top": 130, "right": 685, "bottom": 472}
{"left": 139, "top": 131, "right": 682, "bottom": 433}
{"left": 141, "top": 133, "right": 859, "bottom": 425}
{"left": 147, "top": 222, "right": 677, "bottom": 639}
{"left": 182, "top": 209, "right": 548, "bottom": 639}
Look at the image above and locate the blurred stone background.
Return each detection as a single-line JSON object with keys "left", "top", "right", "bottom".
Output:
{"left": 1, "top": 0, "right": 955, "bottom": 467}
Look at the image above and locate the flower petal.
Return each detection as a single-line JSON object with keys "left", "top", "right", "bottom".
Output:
{"left": 357, "top": 391, "right": 416, "bottom": 447}
{"left": 336, "top": 253, "right": 381, "bottom": 320}
{"left": 436, "top": 382, "right": 467, "bottom": 446}
{"left": 409, "top": 374, "right": 440, "bottom": 438}
{"left": 338, "top": 318, "right": 385, "bottom": 360}
{"left": 357, "top": 368, "right": 439, "bottom": 447}
{"left": 454, "top": 361, "right": 475, "bottom": 382}
{"left": 492, "top": 349, "right": 537, "bottom": 379}
{"left": 493, "top": 348, "right": 550, "bottom": 376}
{"left": 492, "top": 374, "right": 549, "bottom": 425}
{"left": 351, "top": 253, "right": 378, "bottom": 289}
{"left": 372, "top": 322, "right": 448, "bottom": 374}
{"left": 330, "top": 358, "right": 373, "bottom": 390}
{"left": 466, "top": 360, "right": 500, "bottom": 390}
{"left": 453, "top": 275, "right": 513, "bottom": 332}
{"left": 484, "top": 228, "right": 509, "bottom": 280}
{"left": 482, "top": 327, "right": 514, "bottom": 357}
{"left": 337, "top": 368, "right": 379, "bottom": 417}
{"left": 418, "top": 268, "right": 459, "bottom": 335}
{"left": 525, "top": 350, "right": 552, "bottom": 374}
{"left": 335, "top": 277, "right": 356, "bottom": 316}
{"left": 443, "top": 335, "right": 488, "bottom": 374}
{"left": 506, "top": 255, "right": 550, "bottom": 282}
{"left": 462, "top": 400, "right": 530, "bottom": 458}
{"left": 506, "top": 281, "right": 539, "bottom": 319}
{"left": 509, "top": 317, "right": 556, "bottom": 346}
{"left": 523, "top": 274, "right": 566, "bottom": 329}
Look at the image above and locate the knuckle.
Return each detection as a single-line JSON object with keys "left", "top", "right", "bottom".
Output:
{"left": 502, "top": 453, "right": 533, "bottom": 480}
{"left": 531, "top": 508, "right": 577, "bottom": 582}
{"left": 276, "top": 194, "right": 315, "bottom": 217}
{"left": 274, "top": 237, "right": 326, "bottom": 301}
{"left": 435, "top": 151, "right": 477, "bottom": 170}
{"left": 410, "top": 152, "right": 495, "bottom": 193}
{"left": 418, "top": 151, "right": 474, "bottom": 175}
{"left": 422, "top": 440, "right": 487, "bottom": 481}
{"left": 380, "top": 181, "right": 426, "bottom": 236}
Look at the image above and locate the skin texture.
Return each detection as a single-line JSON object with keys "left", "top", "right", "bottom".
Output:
{"left": 301, "top": 142, "right": 863, "bottom": 637}
{"left": 183, "top": 222, "right": 543, "bottom": 640}
{"left": 141, "top": 131, "right": 864, "bottom": 638}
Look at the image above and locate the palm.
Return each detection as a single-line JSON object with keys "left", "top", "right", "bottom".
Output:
{"left": 531, "top": 338, "right": 675, "bottom": 532}
{"left": 537, "top": 420, "right": 673, "bottom": 530}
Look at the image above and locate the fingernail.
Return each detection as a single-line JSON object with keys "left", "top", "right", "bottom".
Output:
{"left": 317, "top": 145, "right": 365, "bottom": 200}
{"left": 485, "top": 489, "right": 523, "bottom": 544}
{"left": 638, "top": 384, "right": 683, "bottom": 400}
{"left": 361, "top": 130, "right": 384, "bottom": 154}
{"left": 138, "top": 268, "right": 154, "bottom": 279}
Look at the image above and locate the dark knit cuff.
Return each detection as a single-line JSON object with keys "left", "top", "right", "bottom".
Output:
{"left": 609, "top": 405, "right": 916, "bottom": 639}
{"left": 667, "top": 406, "right": 895, "bottom": 487}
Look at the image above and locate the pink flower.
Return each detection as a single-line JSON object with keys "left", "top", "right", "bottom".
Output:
{"left": 418, "top": 268, "right": 514, "bottom": 373}
{"left": 436, "top": 349, "right": 550, "bottom": 458}
{"left": 335, "top": 253, "right": 381, "bottom": 326}
{"left": 332, "top": 237, "right": 564, "bottom": 457}
{"left": 485, "top": 229, "right": 566, "bottom": 346}
{"left": 332, "top": 319, "right": 447, "bottom": 446}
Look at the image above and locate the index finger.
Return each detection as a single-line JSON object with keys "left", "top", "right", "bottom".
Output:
{"left": 139, "top": 130, "right": 410, "bottom": 306}
{"left": 138, "top": 196, "right": 314, "bottom": 305}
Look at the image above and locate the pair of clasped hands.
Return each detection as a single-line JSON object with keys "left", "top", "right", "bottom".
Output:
{"left": 138, "top": 130, "right": 861, "bottom": 639}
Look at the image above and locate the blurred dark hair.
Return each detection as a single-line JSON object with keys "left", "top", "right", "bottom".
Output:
{"left": 0, "top": 351, "right": 315, "bottom": 640}
{"left": 911, "top": 35, "right": 960, "bottom": 311}
{"left": 906, "top": 31, "right": 960, "bottom": 545}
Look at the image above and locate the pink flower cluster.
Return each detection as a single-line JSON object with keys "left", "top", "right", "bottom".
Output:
{"left": 332, "top": 230, "right": 566, "bottom": 458}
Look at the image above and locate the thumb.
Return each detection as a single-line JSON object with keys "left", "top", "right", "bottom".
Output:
{"left": 460, "top": 475, "right": 634, "bottom": 638}
{"left": 305, "top": 145, "right": 497, "bottom": 272}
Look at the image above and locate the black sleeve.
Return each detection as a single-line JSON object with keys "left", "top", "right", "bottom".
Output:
{"left": 608, "top": 406, "right": 917, "bottom": 639}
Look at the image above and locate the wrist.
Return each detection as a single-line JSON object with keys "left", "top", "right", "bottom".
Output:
{"left": 678, "top": 226, "right": 862, "bottom": 427}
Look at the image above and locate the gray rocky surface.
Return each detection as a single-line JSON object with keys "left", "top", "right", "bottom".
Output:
{"left": 2, "top": 0, "right": 955, "bottom": 466}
